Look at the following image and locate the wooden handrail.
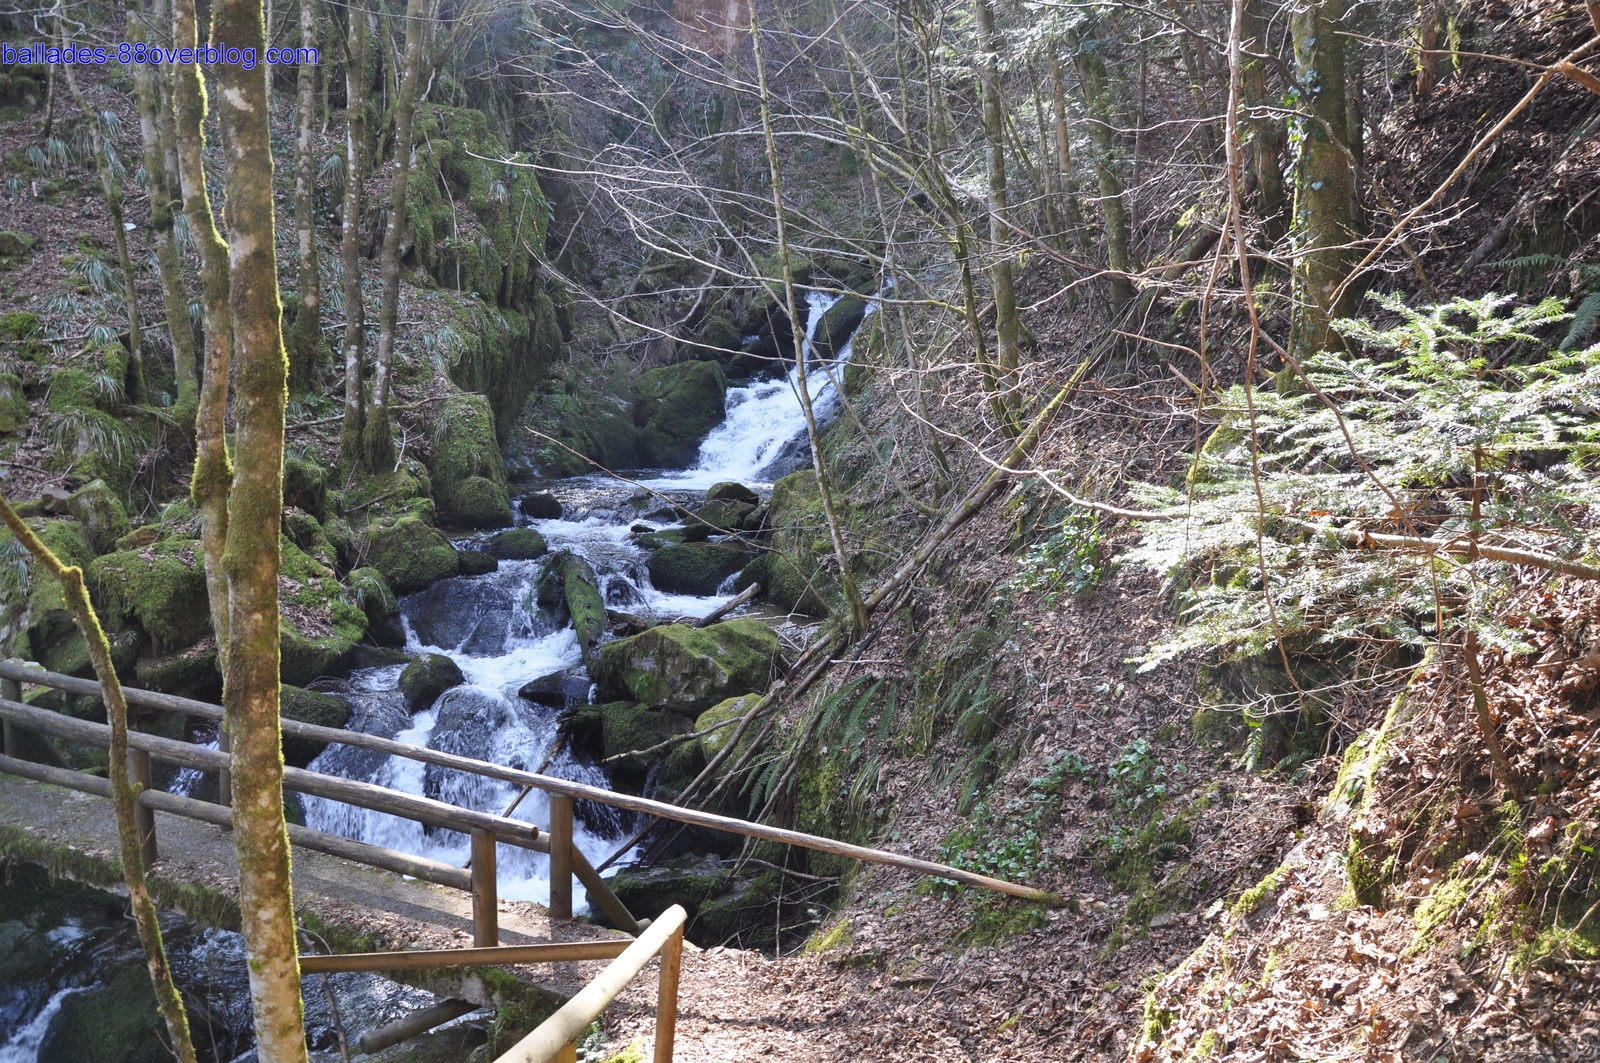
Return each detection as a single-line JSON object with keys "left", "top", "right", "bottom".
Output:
{"left": 0, "top": 661, "right": 1055, "bottom": 902}
{"left": 494, "top": 905, "right": 688, "bottom": 1063}
{"left": 299, "top": 939, "right": 631, "bottom": 973}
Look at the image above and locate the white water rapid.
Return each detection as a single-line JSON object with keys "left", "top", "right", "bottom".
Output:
{"left": 302, "top": 290, "right": 869, "bottom": 915}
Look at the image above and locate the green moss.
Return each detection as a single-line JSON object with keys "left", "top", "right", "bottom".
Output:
{"left": 280, "top": 685, "right": 352, "bottom": 767}
{"left": 279, "top": 537, "right": 367, "bottom": 685}
{"left": 764, "top": 470, "right": 835, "bottom": 616}
{"left": 597, "top": 701, "right": 692, "bottom": 783}
{"left": 594, "top": 619, "right": 780, "bottom": 713}
{"left": 487, "top": 527, "right": 547, "bottom": 559}
{"left": 360, "top": 514, "right": 459, "bottom": 593}
{"left": 430, "top": 393, "right": 511, "bottom": 528}
{"left": 801, "top": 917, "right": 852, "bottom": 955}
{"left": 647, "top": 541, "right": 749, "bottom": 595}
{"left": 347, "top": 567, "right": 398, "bottom": 628}
{"left": 88, "top": 536, "right": 209, "bottom": 652}
{"left": 1230, "top": 862, "right": 1293, "bottom": 917}
{"left": 960, "top": 899, "right": 1049, "bottom": 948}
{"left": 400, "top": 652, "right": 465, "bottom": 712}
{"left": 633, "top": 360, "right": 727, "bottom": 467}
{"left": 0, "top": 373, "right": 27, "bottom": 434}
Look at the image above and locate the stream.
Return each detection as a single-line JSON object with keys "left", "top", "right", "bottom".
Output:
{"left": 0, "top": 290, "right": 866, "bottom": 1060}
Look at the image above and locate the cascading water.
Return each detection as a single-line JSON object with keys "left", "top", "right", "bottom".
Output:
{"left": 302, "top": 289, "right": 871, "bottom": 915}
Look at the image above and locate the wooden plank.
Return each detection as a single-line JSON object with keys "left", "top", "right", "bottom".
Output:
{"left": 298, "top": 940, "right": 630, "bottom": 974}
{"left": 0, "top": 663, "right": 1056, "bottom": 902}
{"left": 493, "top": 906, "right": 690, "bottom": 1063}
{"left": 0, "top": 752, "right": 474, "bottom": 891}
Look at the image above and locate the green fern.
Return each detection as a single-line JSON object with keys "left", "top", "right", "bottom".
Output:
{"left": 1562, "top": 291, "right": 1600, "bottom": 351}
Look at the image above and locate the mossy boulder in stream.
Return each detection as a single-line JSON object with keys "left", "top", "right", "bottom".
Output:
{"left": 401, "top": 652, "right": 466, "bottom": 712}
{"left": 633, "top": 360, "right": 726, "bottom": 467}
{"left": 279, "top": 538, "right": 367, "bottom": 685}
{"left": 647, "top": 542, "right": 749, "bottom": 595}
{"left": 280, "top": 685, "right": 352, "bottom": 767}
{"left": 594, "top": 619, "right": 779, "bottom": 714}
{"left": 431, "top": 393, "right": 512, "bottom": 528}
{"left": 37, "top": 960, "right": 174, "bottom": 1063}
{"left": 538, "top": 551, "right": 605, "bottom": 663}
{"left": 812, "top": 292, "right": 869, "bottom": 359}
{"left": 598, "top": 700, "right": 695, "bottom": 789}
{"left": 88, "top": 536, "right": 209, "bottom": 653}
{"left": 487, "top": 526, "right": 547, "bottom": 560}
{"left": 360, "top": 514, "right": 459, "bottom": 593}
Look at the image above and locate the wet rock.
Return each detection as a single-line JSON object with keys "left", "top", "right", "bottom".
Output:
{"left": 361, "top": 515, "right": 459, "bottom": 593}
{"left": 706, "top": 481, "right": 760, "bottom": 506}
{"left": 597, "top": 700, "right": 694, "bottom": 789}
{"left": 423, "top": 688, "right": 521, "bottom": 807}
{"left": 517, "top": 668, "right": 588, "bottom": 709}
{"left": 632, "top": 527, "right": 687, "bottom": 551}
{"left": 280, "top": 685, "right": 353, "bottom": 767}
{"left": 519, "top": 492, "right": 563, "bottom": 519}
{"left": 633, "top": 360, "right": 727, "bottom": 467}
{"left": 408, "top": 578, "right": 515, "bottom": 656}
{"left": 457, "top": 549, "right": 499, "bottom": 576}
{"left": 812, "top": 292, "right": 869, "bottom": 360}
{"left": 604, "top": 854, "right": 731, "bottom": 924}
{"left": 347, "top": 567, "right": 403, "bottom": 647}
{"left": 557, "top": 704, "right": 603, "bottom": 758}
{"left": 38, "top": 961, "right": 176, "bottom": 1063}
{"left": 487, "top": 527, "right": 547, "bottom": 560}
{"left": 687, "top": 498, "right": 756, "bottom": 537}
{"left": 594, "top": 619, "right": 780, "bottom": 714}
{"left": 647, "top": 542, "right": 749, "bottom": 595}
{"left": 537, "top": 551, "right": 605, "bottom": 664}
{"left": 399, "top": 652, "right": 465, "bottom": 712}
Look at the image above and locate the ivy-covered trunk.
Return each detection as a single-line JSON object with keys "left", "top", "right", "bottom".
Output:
{"left": 208, "top": 0, "right": 309, "bottom": 1056}
{"left": 363, "top": 0, "right": 426, "bottom": 473}
{"left": 130, "top": 0, "right": 197, "bottom": 420}
{"left": 338, "top": 0, "right": 368, "bottom": 472}
{"left": 290, "top": 0, "right": 322, "bottom": 394}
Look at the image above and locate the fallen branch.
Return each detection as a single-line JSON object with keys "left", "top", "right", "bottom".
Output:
{"left": 692, "top": 582, "right": 761, "bottom": 627}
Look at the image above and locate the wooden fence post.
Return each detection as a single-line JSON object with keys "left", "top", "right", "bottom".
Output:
{"left": 470, "top": 828, "right": 498, "bottom": 947}
{"left": 654, "top": 924, "right": 684, "bottom": 1063}
{"left": 549, "top": 792, "right": 573, "bottom": 920}
{"left": 128, "top": 746, "right": 157, "bottom": 866}
{"left": 1, "top": 674, "right": 19, "bottom": 758}
{"left": 554, "top": 1042, "right": 577, "bottom": 1063}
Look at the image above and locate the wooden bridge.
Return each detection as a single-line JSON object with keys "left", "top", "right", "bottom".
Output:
{"left": 0, "top": 659, "right": 1047, "bottom": 1060}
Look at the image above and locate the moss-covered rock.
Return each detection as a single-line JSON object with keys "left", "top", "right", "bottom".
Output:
{"left": 281, "top": 506, "right": 335, "bottom": 567}
{"left": 633, "top": 360, "right": 726, "bottom": 467}
{"left": 695, "top": 694, "right": 761, "bottom": 766}
{"left": 62, "top": 479, "right": 129, "bottom": 556}
{"left": 647, "top": 542, "right": 749, "bottom": 595}
{"left": 764, "top": 470, "right": 834, "bottom": 616}
{"left": 487, "top": 527, "right": 547, "bottom": 559}
{"left": 687, "top": 498, "right": 756, "bottom": 537}
{"left": 283, "top": 454, "right": 328, "bottom": 521}
{"left": 457, "top": 548, "right": 499, "bottom": 576}
{"left": 400, "top": 652, "right": 465, "bottom": 712}
{"left": 604, "top": 854, "right": 731, "bottom": 922}
{"left": 519, "top": 492, "right": 563, "bottom": 519}
{"left": 89, "top": 536, "right": 209, "bottom": 653}
{"left": 279, "top": 685, "right": 352, "bottom": 767}
{"left": 431, "top": 392, "right": 512, "bottom": 528}
{"left": 360, "top": 514, "right": 459, "bottom": 593}
{"left": 135, "top": 646, "right": 220, "bottom": 701}
{"left": 0, "top": 373, "right": 28, "bottom": 434}
{"left": 346, "top": 566, "right": 402, "bottom": 646}
{"left": 594, "top": 619, "right": 780, "bottom": 713}
{"left": 633, "top": 527, "right": 688, "bottom": 551}
{"left": 539, "top": 551, "right": 605, "bottom": 664}
{"left": 514, "top": 383, "right": 642, "bottom": 479}
{"left": 598, "top": 700, "right": 694, "bottom": 788}
{"left": 37, "top": 960, "right": 174, "bottom": 1063}
{"left": 7, "top": 519, "right": 92, "bottom": 659}
{"left": 278, "top": 537, "right": 366, "bottom": 685}
{"left": 706, "top": 482, "right": 760, "bottom": 506}
{"left": 812, "top": 292, "right": 868, "bottom": 359}
{"left": 0, "top": 311, "right": 46, "bottom": 364}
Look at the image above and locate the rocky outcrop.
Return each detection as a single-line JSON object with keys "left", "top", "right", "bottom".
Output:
{"left": 593, "top": 619, "right": 779, "bottom": 714}
{"left": 633, "top": 360, "right": 726, "bottom": 467}
{"left": 431, "top": 393, "right": 512, "bottom": 528}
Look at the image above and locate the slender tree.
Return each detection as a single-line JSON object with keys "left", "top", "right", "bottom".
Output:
{"left": 972, "top": 0, "right": 1020, "bottom": 415}
{"left": 363, "top": 0, "right": 427, "bottom": 473}
{"left": 0, "top": 502, "right": 199, "bottom": 1063}
{"left": 290, "top": 0, "right": 323, "bottom": 393}
{"left": 1240, "top": 0, "right": 1288, "bottom": 243}
{"left": 1067, "top": 18, "right": 1135, "bottom": 310}
{"left": 130, "top": 0, "right": 198, "bottom": 421}
{"left": 339, "top": 0, "right": 369, "bottom": 471}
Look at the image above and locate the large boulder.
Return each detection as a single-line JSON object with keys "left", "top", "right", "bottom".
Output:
{"left": 360, "top": 514, "right": 459, "bottom": 593}
{"left": 812, "top": 292, "right": 869, "bottom": 359}
{"left": 597, "top": 700, "right": 695, "bottom": 789}
{"left": 594, "top": 619, "right": 779, "bottom": 714}
{"left": 431, "top": 393, "right": 512, "bottom": 528}
{"left": 346, "top": 567, "right": 403, "bottom": 646}
{"left": 280, "top": 685, "right": 352, "bottom": 767}
{"left": 604, "top": 854, "right": 731, "bottom": 923}
{"left": 279, "top": 538, "right": 366, "bottom": 685}
{"left": 763, "top": 470, "right": 834, "bottom": 616}
{"left": 400, "top": 652, "right": 466, "bottom": 712}
{"left": 62, "top": 480, "right": 130, "bottom": 554}
{"left": 519, "top": 492, "right": 563, "bottom": 519}
{"left": 648, "top": 542, "right": 749, "bottom": 595}
{"left": 0, "top": 372, "right": 28, "bottom": 434}
{"left": 283, "top": 454, "right": 328, "bottom": 521}
{"left": 487, "top": 527, "right": 547, "bottom": 560}
{"left": 696, "top": 693, "right": 761, "bottom": 765}
{"left": 8, "top": 519, "right": 92, "bottom": 662}
{"left": 404, "top": 578, "right": 515, "bottom": 656}
{"left": 706, "top": 481, "right": 760, "bottom": 506}
{"left": 88, "top": 537, "right": 210, "bottom": 654}
{"left": 633, "top": 360, "right": 726, "bottom": 467}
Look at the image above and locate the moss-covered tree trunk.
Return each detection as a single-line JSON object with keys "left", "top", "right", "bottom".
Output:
{"left": 0, "top": 501, "right": 199, "bottom": 1063}
{"left": 290, "top": 0, "right": 322, "bottom": 394}
{"left": 1068, "top": 21, "right": 1135, "bottom": 311}
{"left": 130, "top": 1, "right": 198, "bottom": 421}
{"left": 1241, "top": 0, "right": 1288, "bottom": 244}
{"left": 208, "top": 0, "right": 309, "bottom": 1056}
{"left": 1288, "top": 0, "right": 1357, "bottom": 362}
{"left": 972, "top": 0, "right": 1020, "bottom": 414}
{"left": 1045, "top": 49, "right": 1090, "bottom": 255}
{"left": 338, "top": 0, "right": 368, "bottom": 472}
{"left": 57, "top": 47, "right": 147, "bottom": 403}
{"left": 171, "top": 0, "right": 235, "bottom": 654}
{"left": 363, "top": 0, "right": 426, "bottom": 473}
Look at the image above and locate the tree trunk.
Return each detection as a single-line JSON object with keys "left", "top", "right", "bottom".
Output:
{"left": 972, "top": 0, "right": 1020, "bottom": 414}
{"left": 208, "top": 0, "right": 309, "bottom": 1055}
{"left": 0, "top": 502, "right": 200, "bottom": 1063}
{"left": 363, "top": 0, "right": 426, "bottom": 474}
{"left": 172, "top": 0, "right": 235, "bottom": 658}
{"left": 1068, "top": 22, "right": 1135, "bottom": 310}
{"left": 290, "top": 0, "right": 322, "bottom": 394}
{"left": 57, "top": 48, "right": 146, "bottom": 403}
{"left": 130, "top": 0, "right": 198, "bottom": 421}
{"left": 1415, "top": 0, "right": 1444, "bottom": 98}
{"left": 338, "top": 0, "right": 368, "bottom": 472}
{"left": 1241, "top": 0, "right": 1288, "bottom": 243}
{"left": 1288, "top": 0, "right": 1358, "bottom": 362}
